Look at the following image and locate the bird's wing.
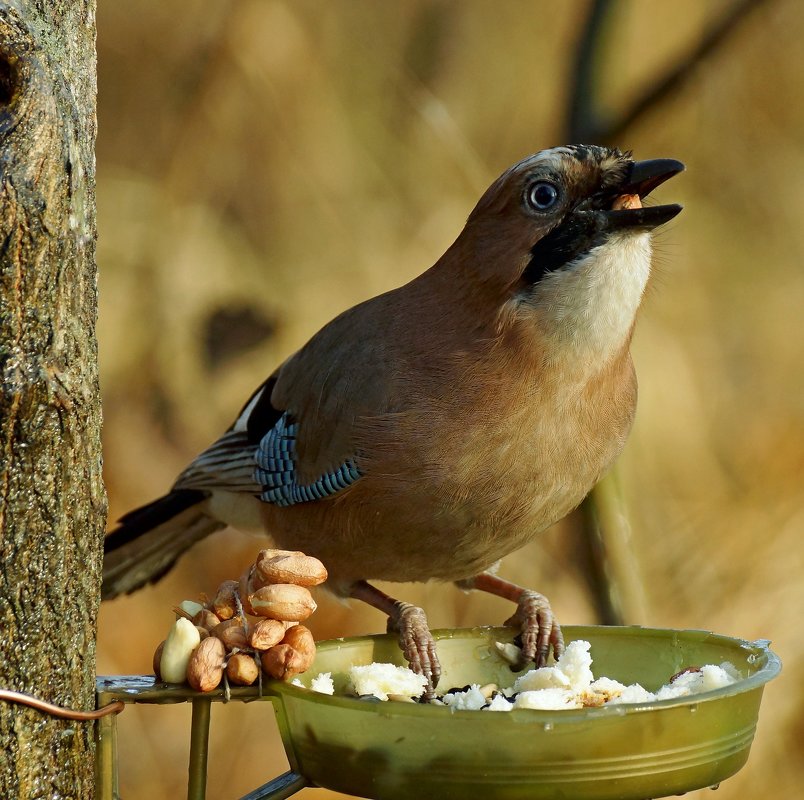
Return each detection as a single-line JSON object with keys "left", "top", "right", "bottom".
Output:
{"left": 172, "top": 429, "right": 260, "bottom": 494}
{"left": 172, "top": 375, "right": 279, "bottom": 496}
{"left": 173, "top": 307, "right": 387, "bottom": 505}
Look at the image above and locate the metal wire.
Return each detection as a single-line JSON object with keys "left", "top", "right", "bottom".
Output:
{"left": 0, "top": 688, "right": 124, "bottom": 719}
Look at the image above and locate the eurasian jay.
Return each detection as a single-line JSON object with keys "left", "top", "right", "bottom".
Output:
{"left": 103, "top": 144, "right": 683, "bottom": 689}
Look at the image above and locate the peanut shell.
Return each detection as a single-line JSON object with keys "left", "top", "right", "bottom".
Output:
{"left": 153, "top": 640, "right": 165, "bottom": 680}
{"left": 179, "top": 600, "right": 205, "bottom": 619}
{"left": 193, "top": 608, "right": 221, "bottom": 630}
{"left": 211, "top": 579, "right": 239, "bottom": 621}
{"left": 237, "top": 567, "right": 256, "bottom": 615}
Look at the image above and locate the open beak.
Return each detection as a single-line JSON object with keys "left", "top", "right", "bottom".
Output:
{"left": 623, "top": 158, "right": 685, "bottom": 197}
{"left": 602, "top": 158, "right": 685, "bottom": 231}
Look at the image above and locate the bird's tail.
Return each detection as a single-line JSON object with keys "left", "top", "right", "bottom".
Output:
{"left": 102, "top": 489, "right": 226, "bottom": 600}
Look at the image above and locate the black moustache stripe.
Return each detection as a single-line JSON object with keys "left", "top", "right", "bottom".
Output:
{"left": 522, "top": 213, "right": 606, "bottom": 284}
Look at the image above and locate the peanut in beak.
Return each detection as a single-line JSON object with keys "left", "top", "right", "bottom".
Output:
{"left": 612, "top": 193, "right": 642, "bottom": 211}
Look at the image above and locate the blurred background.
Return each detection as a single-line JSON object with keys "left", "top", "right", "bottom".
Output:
{"left": 95, "top": 0, "right": 803, "bottom": 797}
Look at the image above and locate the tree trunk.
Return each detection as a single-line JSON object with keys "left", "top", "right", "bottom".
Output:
{"left": 0, "top": 1, "right": 102, "bottom": 797}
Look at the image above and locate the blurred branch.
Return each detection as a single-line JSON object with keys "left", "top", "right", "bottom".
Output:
{"left": 566, "top": 0, "right": 613, "bottom": 145}
{"left": 568, "top": 0, "right": 773, "bottom": 144}
{"left": 578, "top": 475, "right": 648, "bottom": 626}
{"left": 568, "top": 0, "right": 772, "bottom": 625}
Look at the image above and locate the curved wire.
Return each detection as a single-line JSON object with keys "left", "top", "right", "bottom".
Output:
{"left": 0, "top": 688, "right": 125, "bottom": 720}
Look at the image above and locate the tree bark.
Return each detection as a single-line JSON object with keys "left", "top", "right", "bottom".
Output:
{"left": 0, "top": 1, "right": 102, "bottom": 797}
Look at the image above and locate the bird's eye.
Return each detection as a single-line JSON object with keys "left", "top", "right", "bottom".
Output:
{"left": 526, "top": 181, "right": 560, "bottom": 212}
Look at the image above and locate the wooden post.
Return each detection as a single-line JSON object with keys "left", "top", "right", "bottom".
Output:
{"left": 0, "top": 1, "right": 102, "bottom": 796}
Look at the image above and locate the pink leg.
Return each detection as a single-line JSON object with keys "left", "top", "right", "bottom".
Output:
{"left": 457, "top": 572, "right": 564, "bottom": 668}
{"left": 349, "top": 580, "right": 441, "bottom": 691}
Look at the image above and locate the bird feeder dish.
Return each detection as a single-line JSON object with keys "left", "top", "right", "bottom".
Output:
{"left": 259, "top": 625, "right": 779, "bottom": 800}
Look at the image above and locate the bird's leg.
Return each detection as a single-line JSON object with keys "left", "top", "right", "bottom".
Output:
{"left": 456, "top": 572, "right": 564, "bottom": 668}
{"left": 349, "top": 580, "right": 441, "bottom": 691}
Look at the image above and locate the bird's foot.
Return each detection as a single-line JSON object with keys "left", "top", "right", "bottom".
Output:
{"left": 349, "top": 580, "right": 440, "bottom": 696}
{"left": 503, "top": 589, "right": 564, "bottom": 669}
{"left": 387, "top": 601, "right": 441, "bottom": 694}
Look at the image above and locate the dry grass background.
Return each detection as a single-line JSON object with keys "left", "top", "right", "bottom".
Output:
{"left": 95, "top": 1, "right": 803, "bottom": 797}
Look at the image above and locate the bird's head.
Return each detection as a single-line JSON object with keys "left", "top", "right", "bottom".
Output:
{"left": 451, "top": 144, "right": 684, "bottom": 369}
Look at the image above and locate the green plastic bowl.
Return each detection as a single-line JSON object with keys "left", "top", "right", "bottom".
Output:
{"left": 266, "top": 625, "right": 780, "bottom": 800}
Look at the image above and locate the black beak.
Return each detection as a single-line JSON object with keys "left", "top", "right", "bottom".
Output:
{"left": 601, "top": 158, "right": 685, "bottom": 232}
{"left": 623, "top": 158, "right": 685, "bottom": 198}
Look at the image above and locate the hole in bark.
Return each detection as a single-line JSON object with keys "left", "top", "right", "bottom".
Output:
{"left": 0, "top": 53, "right": 18, "bottom": 106}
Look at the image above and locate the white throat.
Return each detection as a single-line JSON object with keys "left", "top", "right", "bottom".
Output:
{"left": 520, "top": 232, "right": 652, "bottom": 372}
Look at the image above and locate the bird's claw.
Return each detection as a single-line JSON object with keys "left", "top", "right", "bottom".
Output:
{"left": 503, "top": 590, "right": 564, "bottom": 669}
{"left": 388, "top": 601, "right": 441, "bottom": 695}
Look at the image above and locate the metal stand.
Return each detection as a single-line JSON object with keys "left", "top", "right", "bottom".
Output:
{"left": 95, "top": 708, "right": 120, "bottom": 800}
{"left": 188, "top": 698, "right": 212, "bottom": 800}
{"left": 95, "top": 676, "right": 309, "bottom": 800}
{"left": 238, "top": 770, "right": 308, "bottom": 800}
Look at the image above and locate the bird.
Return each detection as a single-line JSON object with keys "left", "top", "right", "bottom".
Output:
{"left": 103, "top": 144, "right": 683, "bottom": 690}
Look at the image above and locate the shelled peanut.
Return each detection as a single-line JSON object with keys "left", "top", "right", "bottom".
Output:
{"left": 153, "top": 548, "right": 327, "bottom": 692}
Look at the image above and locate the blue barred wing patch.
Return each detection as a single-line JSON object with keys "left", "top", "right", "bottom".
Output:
{"left": 254, "top": 412, "right": 362, "bottom": 506}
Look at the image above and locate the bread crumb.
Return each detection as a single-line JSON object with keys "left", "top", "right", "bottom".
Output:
{"left": 349, "top": 663, "right": 427, "bottom": 701}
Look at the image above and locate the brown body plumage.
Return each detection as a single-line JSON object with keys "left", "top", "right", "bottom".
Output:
{"left": 103, "top": 144, "right": 683, "bottom": 686}
{"left": 262, "top": 300, "right": 637, "bottom": 591}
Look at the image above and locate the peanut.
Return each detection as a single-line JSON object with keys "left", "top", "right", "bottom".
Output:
{"left": 187, "top": 636, "right": 226, "bottom": 692}
{"left": 255, "top": 551, "right": 327, "bottom": 587}
{"left": 261, "top": 645, "right": 304, "bottom": 681}
{"left": 282, "top": 624, "right": 316, "bottom": 656}
{"left": 612, "top": 193, "right": 642, "bottom": 211}
{"left": 192, "top": 608, "right": 221, "bottom": 630}
{"left": 226, "top": 653, "right": 260, "bottom": 686}
{"left": 249, "top": 618, "right": 286, "bottom": 651}
{"left": 261, "top": 625, "right": 316, "bottom": 681}
{"left": 254, "top": 548, "right": 297, "bottom": 561}
{"left": 212, "top": 617, "right": 249, "bottom": 652}
{"left": 153, "top": 640, "right": 165, "bottom": 680}
{"left": 160, "top": 618, "right": 201, "bottom": 683}
{"left": 249, "top": 583, "right": 316, "bottom": 622}
{"left": 494, "top": 641, "right": 523, "bottom": 667}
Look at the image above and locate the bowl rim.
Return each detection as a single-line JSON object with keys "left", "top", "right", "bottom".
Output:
{"left": 269, "top": 624, "right": 782, "bottom": 720}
